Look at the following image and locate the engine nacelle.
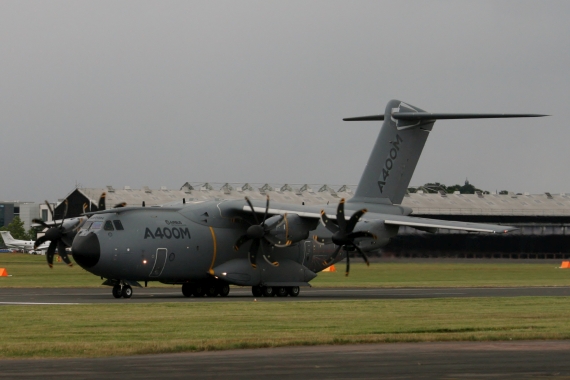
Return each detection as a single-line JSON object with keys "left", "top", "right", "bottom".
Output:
{"left": 270, "top": 213, "right": 313, "bottom": 246}
{"left": 352, "top": 220, "right": 400, "bottom": 252}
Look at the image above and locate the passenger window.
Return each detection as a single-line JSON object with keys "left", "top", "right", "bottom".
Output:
{"left": 90, "top": 221, "right": 103, "bottom": 230}
{"left": 113, "top": 220, "right": 124, "bottom": 230}
{"left": 104, "top": 221, "right": 115, "bottom": 231}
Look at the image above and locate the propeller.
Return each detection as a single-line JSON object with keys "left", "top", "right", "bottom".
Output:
{"left": 97, "top": 192, "right": 126, "bottom": 210}
{"left": 313, "top": 198, "right": 376, "bottom": 276}
{"left": 233, "top": 196, "right": 288, "bottom": 268}
{"left": 33, "top": 200, "right": 81, "bottom": 268}
{"left": 32, "top": 192, "right": 123, "bottom": 268}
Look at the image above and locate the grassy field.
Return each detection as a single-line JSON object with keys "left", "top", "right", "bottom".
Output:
{"left": 1, "top": 253, "right": 570, "bottom": 288}
{"left": 2, "top": 297, "right": 570, "bottom": 359}
{"left": 2, "top": 254, "right": 570, "bottom": 359}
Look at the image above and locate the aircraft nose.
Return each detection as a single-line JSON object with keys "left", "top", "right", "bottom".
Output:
{"left": 72, "top": 232, "right": 100, "bottom": 268}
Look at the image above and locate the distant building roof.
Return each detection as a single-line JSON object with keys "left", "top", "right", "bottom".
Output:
{"left": 69, "top": 184, "right": 570, "bottom": 216}
{"left": 404, "top": 192, "right": 570, "bottom": 216}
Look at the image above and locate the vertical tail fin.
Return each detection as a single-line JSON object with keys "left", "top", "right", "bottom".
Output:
{"left": 348, "top": 100, "right": 433, "bottom": 205}
{"left": 346, "top": 100, "right": 546, "bottom": 205}
{"left": 0, "top": 231, "right": 16, "bottom": 244}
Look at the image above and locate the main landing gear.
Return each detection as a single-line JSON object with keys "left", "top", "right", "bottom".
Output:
{"left": 112, "top": 284, "right": 133, "bottom": 299}
{"left": 252, "top": 286, "right": 300, "bottom": 297}
{"left": 181, "top": 279, "right": 231, "bottom": 298}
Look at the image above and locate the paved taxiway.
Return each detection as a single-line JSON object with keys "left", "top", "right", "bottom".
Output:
{"left": 1, "top": 341, "right": 569, "bottom": 379}
{"left": 1, "top": 286, "right": 570, "bottom": 304}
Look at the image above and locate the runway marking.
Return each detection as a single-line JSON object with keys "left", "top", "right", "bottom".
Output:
{"left": 0, "top": 302, "right": 81, "bottom": 305}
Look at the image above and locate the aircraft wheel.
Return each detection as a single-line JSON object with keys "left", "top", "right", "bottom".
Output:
{"left": 276, "top": 287, "right": 288, "bottom": 297}
{"left": 262, "top": 286, "right": 275, "bottom": 297}
{"left": 205, "top": 284, "right": 219, "bottom": 297}
{"left": 287, "top": 286, "right": 300, "bottom": 297}
{"left": 252, "top": 286, "right": 263, "bottom": 297}
{"left": 192, "top": 285, "right": 206, "bottom": 297}
{"left": 112, "top": 285, "right": 122, "bottom": 299}
{"left": 219, "top": 283, "right": 230, "bottom": 297}
{"left": 182, "top": 283, "right": 194, "bottom": 297}
{"left": 121, "top": 285, "right": 133, "bottom": 299}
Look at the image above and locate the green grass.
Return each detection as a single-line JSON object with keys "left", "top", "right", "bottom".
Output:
{"left": 312, "top": 261, "right": 570, "bottom": 288}
{"left": 0, "top": 253, "right": 177, "bottom": 288}
{"left": 1, "top": 297, "right": 570, "bottom": 359}
{"left": 2, "top": 254, "right": 570, "bottom": 359}
{"left": 1, "top": 253, "right": 570, "bottom": 288}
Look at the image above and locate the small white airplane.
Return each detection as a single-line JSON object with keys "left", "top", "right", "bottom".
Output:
{"left": 0, "top": 231, "right": 48, "bottom": 254}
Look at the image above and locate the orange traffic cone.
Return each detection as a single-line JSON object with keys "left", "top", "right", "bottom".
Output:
{"left": 560, "top": 261, "right": 570, "bottom": 269}
{"left": 0, "top": 268, "right": 8, "bottom": 277}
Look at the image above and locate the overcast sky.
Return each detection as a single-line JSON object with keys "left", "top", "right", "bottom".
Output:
{"left": 1, "top": 1, "right": 569, "bottom": 202}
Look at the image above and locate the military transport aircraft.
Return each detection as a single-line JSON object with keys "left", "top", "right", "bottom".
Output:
{"left": 34, "top": 100, "right": 546, "bottom": 299}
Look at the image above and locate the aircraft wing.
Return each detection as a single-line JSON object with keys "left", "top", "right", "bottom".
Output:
{"left": 241, "top": 204, "right": 516, "bottom": 233}
{"left": 381, "top": 215, "right": 516, "bottom": 234}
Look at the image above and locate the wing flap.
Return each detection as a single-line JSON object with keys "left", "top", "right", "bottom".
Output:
{"left": 384, "top": 216, "right": 516, "bottom": 234}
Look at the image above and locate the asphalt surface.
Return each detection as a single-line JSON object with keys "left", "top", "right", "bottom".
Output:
{"left": 1, "top": 341, "right": 570, "bottom": 379}
{"left": 1, "top": 285, "right": 570, "bottom": 304}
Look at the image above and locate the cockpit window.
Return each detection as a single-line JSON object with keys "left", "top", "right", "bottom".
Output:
{"left": 90, "top": 221, "right": 103, "bottom": 230}
{"left": 113, "top": 220, "right": 124, "bottom": 230}
{"left": 104, "top": 221, "right": 114, "bottom": 231}
{"left": 81, "top": 222, "right": 92, "bottom": 230}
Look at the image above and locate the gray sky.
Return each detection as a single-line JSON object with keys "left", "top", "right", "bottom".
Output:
{"left": 1, "top": 1, "right": 569, "bottom": 202}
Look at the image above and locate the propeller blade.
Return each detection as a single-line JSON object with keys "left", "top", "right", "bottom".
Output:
{"left": 234, "top": 234, "right": 251, "bottom": 251}
{"left": 262, "top": 254, "right": 279, "bottom": 267}
{"left": 261, "top": 195, "right": 269, "bottom": 227}
{"left": 336, "top": 198, "right": 347, "bottom": 232}
{"left": 32, "top": 218, "right": 50, "bottom": 229}
{"left": 320, "top": 211, "right": 339, "bottom": 234}
{"left": 353, "top": 245, "right": 370, "bottom": 267}
{"left": 282, "top": 213, "right": 289, "bottom": 241}
{"left": 345, "top": 249, "right": 350, "bottom": 277}
{"left": 83, "top": 203, "right": 88, "bottom": 214}
{"left": 34, "top": 235, "right": 48, "bottom": 249}
{"left": 345, "top": 209, "right": 367, "bottom": 233}
{"left": 324, "top": 245, "right": 343, "bottom": 265}
{"left": 114, "top": 202, "right": 127, "bottom": 208}
{"left": 248, "top": 239, "right": 260, "bottom": 268}
{"left": 313, "top": 235, "right": 333, "bottom": 245}
{"left": 98, "top": 192, "right": 106, "bottom": 211}
{"left": 245, "top": 197, "right": 259, "bottom": 224}
{"left": 46, "top": 241, "right": 57, "bottom": 268}
{"left": 63, "top": 218, "right": 83, "bottom": 233}
{"left": 44, "top": 200, "right": 54, "bottom": 221}
{"left": 72, "top": 218, "right": 85, "bottom": 233}
{"left": 347, "top": 231, "right": 377, "bottom": 240}
{"left": 60, "top": 200, "right": 69, "bottom": 227}
{"left": 57, "top": 241, "right": 73, "bottom": 267}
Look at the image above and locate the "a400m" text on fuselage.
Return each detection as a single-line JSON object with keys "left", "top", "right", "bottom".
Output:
{"left": 144, "top": 227, "right": 191, "bottom": 239}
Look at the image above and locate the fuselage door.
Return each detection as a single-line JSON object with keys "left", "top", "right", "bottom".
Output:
{"left": 149, "top": 248, "right": 167, "bottom": 277}
{"left": 303, "top": 241, "right": 312, "bottom": 264}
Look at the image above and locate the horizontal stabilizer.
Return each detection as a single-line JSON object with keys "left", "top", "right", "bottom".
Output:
{"left": 343, "top": 115, "right": 384, "bottom": 121}
{"left": 344, "top": 113, "right": 547, "bottom": 121}
{"left": 393, "top": 112, "right": 548, "bottom": 120}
